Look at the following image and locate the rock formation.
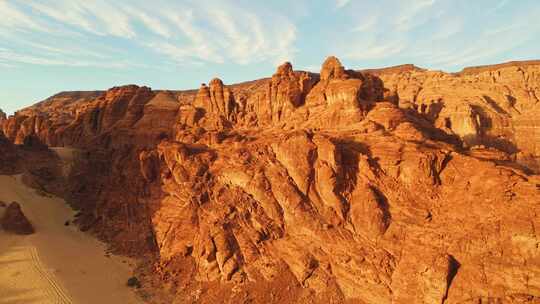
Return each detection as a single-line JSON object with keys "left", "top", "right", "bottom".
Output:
{"left": 1, "top": 202, "right": 35, "bottom": 235}
{"left": 0, "top": 108, "right": 6, "bottom": 124}
{"left": 1, "top": 57, "right": 540, "bottom": 303}
{"left": 0, "top": 131, "right": 18, "bottom": 174}
{"left": 374, "top": 61, "right": 540, "bottom": 172}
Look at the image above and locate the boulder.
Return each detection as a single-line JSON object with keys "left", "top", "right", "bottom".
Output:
{"left": 1, "top": 202, "right": 34, "bottom": 235}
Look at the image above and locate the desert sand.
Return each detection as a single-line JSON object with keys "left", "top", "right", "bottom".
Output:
{"left": 0, "top": 148, "right": 142, "bottom": 304}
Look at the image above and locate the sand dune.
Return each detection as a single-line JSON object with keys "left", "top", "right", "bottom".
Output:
{"left": 0, "top": 150, "right": 142, "bottom": 304}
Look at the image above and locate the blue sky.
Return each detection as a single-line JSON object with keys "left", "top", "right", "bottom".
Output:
{"left": 1, "top": 0, "right": 539, "bottom": 114}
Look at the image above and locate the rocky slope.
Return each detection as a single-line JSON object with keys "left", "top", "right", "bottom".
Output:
{"left": 2, "top": 57, "right": 540, "bottom": 303}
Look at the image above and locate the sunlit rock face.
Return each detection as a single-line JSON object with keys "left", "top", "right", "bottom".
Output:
{"left": 2, "top": 58, "right": 540, "bottom": 303}
{"left": 377, "top": 61, "right": 540, "bottom": 171}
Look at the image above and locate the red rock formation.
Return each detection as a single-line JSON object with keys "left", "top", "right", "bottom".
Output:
{"left": 190, "top": 79, "right": 235, "bottom": 129}
{"left": 1, "top": 202, "right": 34, "bottom": 235}
{"left": 377, "top": 62, "right": 540, "bottom": 171}
{"left": 266, "top": 62, "right": 316, "bottom": 124}
{"left": 2, "top": 57, "right": 540, "bottom": 303}
{"left": 0, "top": 108, "right": 6, "bottom": 124}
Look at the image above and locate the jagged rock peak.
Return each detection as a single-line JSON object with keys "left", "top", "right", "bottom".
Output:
{"left": 197, "top": 83, "right": 209, "bottom": 96}
{"left": 275, "top": 61, "right": 294, "bottom": 75}
{"left": 0, "top": 109, "right": 6, "bottom": 122}
{"left": 209, "top": 78, "right": 225, "bottom": 88}
{"left": 321, "top": 56, "right": 348, "bottom": 81}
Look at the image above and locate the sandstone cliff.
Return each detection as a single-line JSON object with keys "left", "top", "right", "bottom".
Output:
{"left": 374, "top": 61, "right": 540, "bottom": 172}
{"left": 2, "top": 57, "right": 540, "bottom": 303}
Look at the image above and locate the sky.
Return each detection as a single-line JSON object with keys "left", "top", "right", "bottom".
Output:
{"left": 1, "top": 0, "right": 539, "bottom": 114}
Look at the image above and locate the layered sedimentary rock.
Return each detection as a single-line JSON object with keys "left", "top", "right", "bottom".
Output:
{"left": 2, "top": 57, "right": 540, "bottom": 303}
{"left": 375, "top": 62, "right": 540, "bottom": 172}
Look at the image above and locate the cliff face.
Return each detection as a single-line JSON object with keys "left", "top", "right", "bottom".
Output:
{"left": 2, "top": 58, "right": 540, "bottom": 303}
{"left": 377, "top": 62, "right": 540, "bottom": 172}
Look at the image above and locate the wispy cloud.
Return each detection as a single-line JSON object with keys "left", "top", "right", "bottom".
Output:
{"left": 28, "top": 1, "right": 136, "bottom": 38}
{"left": 0, "top": 0, "right": 298, "bottom": 68}
{"left": 352, "top": 14, "right": 380, "bottom": 33}
{"left": 330, "top": 0, "right": 540, "bottom": 70}
{"left": 0, "top": 2, "right": 46, "bottom": 32}
{"left": 0, "top": 47, "right": 146, "bottom": 68}
{"left": 395, "top": 0, "right": 436, "bottom": 32}
{"left": 0, "top": 0, "right": 538, "bottom": 74}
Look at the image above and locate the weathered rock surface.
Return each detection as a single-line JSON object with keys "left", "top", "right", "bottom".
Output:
{"left": 1, "top": 202, "right": 35, "bottom": 235}
{"left": 375, "top": 61, "right": 540, "bottom": 172}
{"left": 2, "top": 57, "right": 540, "bottom": 303}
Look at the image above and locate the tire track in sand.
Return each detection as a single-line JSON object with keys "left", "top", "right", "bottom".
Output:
{"left": 28, "top": 246, "right": 73, "bottom": 304}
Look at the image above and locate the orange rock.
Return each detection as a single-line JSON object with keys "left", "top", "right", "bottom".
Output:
{"left": 2, "top": 58, "right": 540, "bottom": 303}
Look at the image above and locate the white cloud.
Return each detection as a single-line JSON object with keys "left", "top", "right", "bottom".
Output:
{"left": 125, "top": 8, "right": 172, "bottom": 38}
{"left": 28, "top": 1, "right": 136, "bottom": 38}
{"left": 331, "top": 0, "right": 540, "bottom": 71}
{"left": 161, "top": 10, "right": 225, "bottom": 64}
{"left": 206, "top": 7, "right": 296, "bottom": 65}
{"left": 0, "top": 2, "right": 49, "bottom": 33}
{"left": 0, "top": 0, "right": 298, "bottom": 68}
{"left": 0, "top": 47, "right": 140, "bottom": 68}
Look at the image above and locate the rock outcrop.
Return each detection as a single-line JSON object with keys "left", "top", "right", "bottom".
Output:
{"left": 376, "top": 61, "right": 540, "bottom": 172}
{"left": 0, "top": 108, "right": 6, "bottom": 124}
{"left": 0, "top": 131, "right": 18, "bottom": 174}
{"left": 2, "top": 57, "right": 540, "bottom": 303}
{"left": 1, "top": 202, "right": 34, "bottom": 235}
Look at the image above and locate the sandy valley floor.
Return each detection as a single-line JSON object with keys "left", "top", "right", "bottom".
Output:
{"left": 0, "top": 148, "right": 142, "bottom": 304}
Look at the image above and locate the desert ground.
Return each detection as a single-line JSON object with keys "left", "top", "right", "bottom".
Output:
{"left": 0, "top": 148, "right": 141, "bottom": 304}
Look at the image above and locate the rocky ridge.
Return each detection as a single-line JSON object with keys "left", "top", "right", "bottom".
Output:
{"left": 1, "top": 57, "right": 540, "bottom": 303}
